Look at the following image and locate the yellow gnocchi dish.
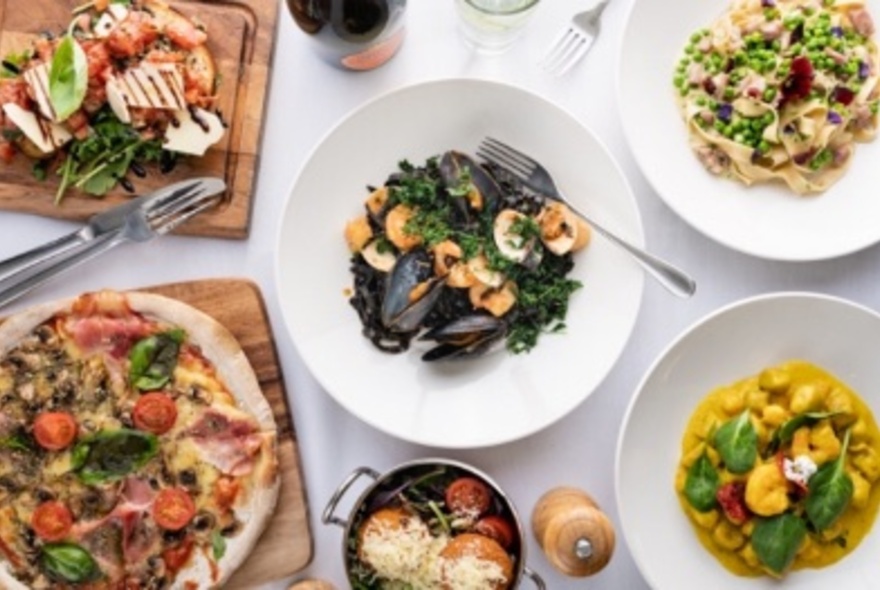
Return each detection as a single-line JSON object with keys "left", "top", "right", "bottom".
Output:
{"left": 675, "top": 360, "right": 880, "bottom": 578}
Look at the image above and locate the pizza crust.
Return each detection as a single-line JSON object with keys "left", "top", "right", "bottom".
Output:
{"left": 0, "top": 291, "right": 281, "bottom": 590}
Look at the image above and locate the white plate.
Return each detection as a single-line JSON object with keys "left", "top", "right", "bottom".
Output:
{"left": 275, "top": 79, "right": 644, "bottom": 448}
{"left": 617, "top": 293, "right": 880, "bottom": 589}
{"left": 619, "top": 0, "right": 880, "bottom": 261}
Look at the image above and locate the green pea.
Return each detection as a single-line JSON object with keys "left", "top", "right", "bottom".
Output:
{"left": 680, "top": 87, "right": 690, "bottom": 97}
{"left": 724, "top": 88, "right": 736, "bottom": 100}
{"left": 691, "top": 32, "right": 703, "bottom": 43}
{"left": 723, "top": 126, "right": 735, "bottom": 138}
{"left": 789, "top": 43, "right": 802, "bottom": 54}
{"left": 685, "top": 45, "right": 695, "bottom": 54}
{"left": 673, "top": 75, "right": 685, "bottom": 88}
{"left": 763, "top": 87, "right": 777, "bottom": 102}
{"left": 693, "top": 52, "right": 705, "bottom": 63}
{"left": 714, "top": 120, "right": 726, "bottom": 132}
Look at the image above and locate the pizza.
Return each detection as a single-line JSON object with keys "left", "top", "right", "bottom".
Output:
{"left": 0, "top": 291, "right": 279, "bottom": 589}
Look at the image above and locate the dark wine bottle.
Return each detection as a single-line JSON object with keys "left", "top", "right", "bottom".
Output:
{"left": 288, "top": 0, "right": 407, "bottom": 70}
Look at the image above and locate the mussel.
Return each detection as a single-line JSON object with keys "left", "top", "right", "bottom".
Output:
{"left": 381, "top": 249, "right": 446, "bottom": 333}
{"left": 439, "top": 151, "right": 503, "bottom": 224}
{"left": 419, "top": 314, "right": 508, "bottom": 362}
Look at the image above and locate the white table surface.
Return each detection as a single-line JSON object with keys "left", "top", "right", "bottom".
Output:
{"left": 3, "top": 1, "right": 880, "bottom": 588}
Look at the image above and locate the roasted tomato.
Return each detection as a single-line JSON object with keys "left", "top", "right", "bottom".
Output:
{"left": 165, "top": 19, "right": 207, "bottom": 50}
{"left": 106, "top": 11, "right": 159, "bottom": 58}
{"left": 474, "top": 515, "right": 516, "bottom": 549}
{"left": 213, "top": 476, "right": 240, "bottom": 511}
{"left": 716, "top": 482, "right": 750, "bottom": 525}
{"left": 162, "top": 535, "right": 194, "bottom": 574}
{"left": 133, "top": 393, "right": 178, "bottom": 435}
{"left": 33, "top": 412, "right": 78, "bottom": 451}
{"left": 445, "top": 477, "right": 493, "bottom": 517}
{"left": 31, "top": 501, "right": 73, "bottom": 542}
{"left": 153, "top": 488, "right": 196, "bottom": 531}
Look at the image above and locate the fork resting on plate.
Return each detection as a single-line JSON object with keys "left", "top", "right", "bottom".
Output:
{"left": 477, "top": 137, "right": 696, "bottom": 298}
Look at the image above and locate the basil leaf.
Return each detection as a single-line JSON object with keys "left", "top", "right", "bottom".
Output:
{"left": 48, "top": 35, "right": 88, "bottom": 122}
{"left": 72, "top": 429, "right": 158, "bottom": 485}
{"left": 212, "top": 531, "right": 227, "bottom": 560}
{"left": 751, "top": 513, "right": 807, "bottom": 575}
{"left": 40, "top": 543, "right": 99, "bottom": 583}
{"left": 714, "top": 410, "right": 758, "bottom": 474}
{"left": 684, "top": 453, "right": 720, "bottom": 512}
{"left": 768, "top": 411, "right": 842, "bottom": 455}
{"left": 0, "top": 433, "right": 31, "bottom": 453}
{"left": 806, "top": 428, "right": 854, "bottom": 531}
{"left": 129, "top": 329, "right": 186, "bottom": 391}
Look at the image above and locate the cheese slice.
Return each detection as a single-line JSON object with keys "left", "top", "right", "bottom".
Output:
{"left": 163, "top": 107, "right": 224, "bottom": 156}
{"left": 22, "top": 63, "right": 54, "bottom": 121}
{"left": 1, "top": 103, "right": 72, "bottom": 154}
{"left": 106, "top": 63, "right": 186, "bottom": 124}
{"left": 94, "top": 3, "right": 129, "bottom": 38}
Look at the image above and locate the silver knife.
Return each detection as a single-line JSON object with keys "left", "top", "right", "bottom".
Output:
{"left": 0, "top": 178, "right": 224, "bottom": 308}
{"left": 0, "top": 194, "right": 150, "bottom": 282}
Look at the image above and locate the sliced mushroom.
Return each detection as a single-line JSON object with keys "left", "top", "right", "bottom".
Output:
{"left": 493, "top": 209, "right": 542, "bottom": 267}
{"left": 361, "top": 240, "right": 396, "bottom": 272}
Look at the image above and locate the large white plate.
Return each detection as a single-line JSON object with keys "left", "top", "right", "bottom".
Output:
{"left": 619, "top": 0, "right": 880, "bottom": 261}
{"left": 275, "top": 79, "right": 644, "bottom": 448}
{"left": 617, "top": 293, "right": 880, "bottom": 589}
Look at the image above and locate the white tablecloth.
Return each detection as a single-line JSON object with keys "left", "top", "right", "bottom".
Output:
{"left": 3, "top": 0, "right": 879, "bottom": 588}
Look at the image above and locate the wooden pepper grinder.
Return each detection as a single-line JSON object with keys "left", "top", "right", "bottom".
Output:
{"left": 287, "top": 580, "right": 335, "bottom": 590}
{"left": 531, "top": 487, "right": 616, "bottom": 577}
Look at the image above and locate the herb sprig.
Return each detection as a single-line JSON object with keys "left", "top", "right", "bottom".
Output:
{"left": 54, "top": 109, "right": 165, "bottom": 203}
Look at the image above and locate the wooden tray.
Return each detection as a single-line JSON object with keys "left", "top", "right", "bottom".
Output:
{"left": 0, "top": 0, "right": 280, "bottom": 239}
{"left": 139, "top": 279, "right": 313, "bottom": 587}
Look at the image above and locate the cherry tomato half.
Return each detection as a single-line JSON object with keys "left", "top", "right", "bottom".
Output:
{"left": 133, "top": 393, "right": 178, "bottom": 435}
{"left": 474, "top": 515, "right": 516, "bottom": 549}
{"left": 31, "top": 501, "right": 73, "bottom": 542}
{"left": 153, "top": 488, "right": 196, "bottom": 531}
{"left": 33, "top": 412, "right": 78, "bottom": 451}
{"left": 162, "top": 536, "right": 194, "bottom": 574}
{"left": 445, "top": 477, "right": 492, "bottom": 517}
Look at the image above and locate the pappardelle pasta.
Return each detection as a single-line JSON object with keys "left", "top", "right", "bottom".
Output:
{"left": 673, "top": 0, "right": 880, "bottom": 194}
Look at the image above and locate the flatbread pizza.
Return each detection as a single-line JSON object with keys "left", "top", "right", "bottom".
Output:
{"left": 0, "top": 290, "right": 279, "bottom": 589}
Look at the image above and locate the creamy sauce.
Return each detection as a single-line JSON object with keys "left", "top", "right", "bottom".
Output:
{"left": 676, "top": 360, "right": 880, "bottom": 577}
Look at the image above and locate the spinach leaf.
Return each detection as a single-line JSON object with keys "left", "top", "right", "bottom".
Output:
{"left": 751, "top": 513, "right": 807, "bottom": 575}
{"left": 805, "top": 428, "right": 853, "bottom": 531}
{"left": 768, "top": 411, "right": 842, "bottom": 455}
{"left": 714, "top": 410, "right": 758, "bottom": 473}
{"left": 71, "top": 429, "right": 158, "bottom": 485}
{"left": 40, "top": 543, "right": 99, "bottom": 583}
{"left": 48, "top": 35, "right": 88, "bottom": 122}
{"left": 212, "top": 531, "right": 227, "bottom": 560}
{"left": 684, "top": 452, "right": 720, "bottom": 512}
{"left": 129, "top": 329, "right": 186, "bottom": 391}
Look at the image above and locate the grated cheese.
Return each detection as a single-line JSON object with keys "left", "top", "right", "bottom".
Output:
{"left": 361, "top": 518, "right": 510, "bottom": 589}
{"left": 441, "top": 554, "right": 507, "bottom": 590}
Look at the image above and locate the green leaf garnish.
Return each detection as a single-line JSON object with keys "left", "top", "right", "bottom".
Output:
{"left": 49, "top": 35, "right": 88, "bottom": 122}
{"left": 714, "top": 410, "right": 758, "bottom": 473}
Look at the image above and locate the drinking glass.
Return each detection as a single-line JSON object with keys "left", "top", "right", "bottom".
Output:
{"left": 454, "top": 0, "right": 540, "bottom": 54}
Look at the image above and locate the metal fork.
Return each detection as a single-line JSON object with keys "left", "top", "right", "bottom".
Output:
{"left": 477, "top": 138, "right": 696, "bottom": 298}
{"left": 0, "top": 178, "right": 224, "bottom": 308}
{"left": 541, "top": 1, "right": 610, "bottom": 76}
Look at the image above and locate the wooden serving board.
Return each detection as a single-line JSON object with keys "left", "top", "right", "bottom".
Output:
{"left": 140, "top": 279, "right": 313, "bottom": 587}
{"left": 0, "top": 0, "right": 280, "bottom": 239}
